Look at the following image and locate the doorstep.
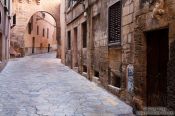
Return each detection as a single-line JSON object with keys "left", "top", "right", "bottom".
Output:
{"left": 0, "top": 61, "right": 7, "bottom": 72}
{"left": 92, "top": 76, "right": 101, "bottom": 85}
{"left": 108, "top": 84, "right": 121, "bottom": 95}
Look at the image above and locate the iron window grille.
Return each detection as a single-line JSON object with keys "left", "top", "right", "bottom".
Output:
{"left": 108, "top": 1, "right": 122, "bottom": 45}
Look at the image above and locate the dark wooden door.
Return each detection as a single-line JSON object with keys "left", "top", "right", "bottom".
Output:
{"left": 146, "top": 28, "right": 169, "bottom": 107}
{"left": 48, "top": 44, "right": 50, "bottom": 53}
{"left": 73, "top": 27, "right": 78, "bottom": 67}
{"left": 32, "top": 37, "right": 35, "bottom": 54}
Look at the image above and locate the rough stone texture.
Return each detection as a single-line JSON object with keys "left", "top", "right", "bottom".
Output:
{"left": 167, "top": 40, "right": 175, "bottom": 111}
{"left": 62, "top": 0, "right": 175, "bottom": 112}
{"left": 130, "top": 0, "right": 175, "bottom": 111}
{"left": 0, "top": 0, "right": 12, "bottom": 68}
{"left": 11, "top": 0, "right": 61, "bottom": 57}
{"left": 64, "top": 0, "right": 121, "bottom": 92}
{"left": 0, "top": 52, "right": 133, "bottom": 116}
{"left": 120, "top": 0, "right": 135, "bottom": 106}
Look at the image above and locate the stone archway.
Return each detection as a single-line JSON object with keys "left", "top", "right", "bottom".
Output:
{"left": 11, "top": 0, "right": 61, "bottom": 56}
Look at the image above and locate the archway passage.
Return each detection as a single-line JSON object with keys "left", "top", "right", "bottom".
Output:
{"left": 10, "top": 0, "right": 61, "bottom": 57}
{"left": 24, "top": 11, "right": 57, "bottom": 56}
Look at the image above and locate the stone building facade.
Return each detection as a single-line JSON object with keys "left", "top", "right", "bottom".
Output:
{"left": 0, "top": 0, "right": 13, "bottom": 69}
{"left": 11, "top": 0, "right": 61, "bottom": 57}
{"left": 62, "top": 0, "right": 125, "bottom": 107}
{"left": 24, "top": 12, "right": 57, "bottom": 56}
{"left": 62, "top": 0, "right": 175, "bottom": 113}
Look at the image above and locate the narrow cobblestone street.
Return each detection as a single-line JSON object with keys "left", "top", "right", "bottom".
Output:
{"left": 0, "top": 52, "right": 133, "bottom": 116}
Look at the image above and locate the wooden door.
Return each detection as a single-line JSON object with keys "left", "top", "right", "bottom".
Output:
{"left": 32, "top": 37, "right": 35, "bottom": 54}
{"left": 146, "top": 28, "right": 169, "bottom": 107}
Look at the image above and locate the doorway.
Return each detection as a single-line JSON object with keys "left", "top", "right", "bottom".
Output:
{"left": 146, "top": 28, "right": 169, "bottom": 107}
{"left": 73, "top": 27, "right": 78, "bottom": 67}
{"left": 48, "top": 44, "right": 50, "bottom": 53}
{"left": 32, "top": 37, "right": 35, "bottom": 54}
{"left": 0, "top": 33, "right": 2, "bottom": 61}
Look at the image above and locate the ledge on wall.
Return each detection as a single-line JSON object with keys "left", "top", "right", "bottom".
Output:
{"left": 92, "top": 76, "right": 101, "bottom": 85}
{"left": 108, "top": 84, "right": 121, "bottom": 95}
{"left": 82, "top": 72, "right": 87, "bottom": 78}
{"left": 108, "top": 43, "right": 122, "bottom": 49}
{"left": 0, "top": 61, "right": 7, "bottom": 72}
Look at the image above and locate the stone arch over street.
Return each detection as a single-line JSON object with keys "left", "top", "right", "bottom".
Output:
{"left": 11, "top": 0, "right": 61, "bottom": 56}
{"left": 24, "top": 11, "right": 57, "bottom": 56}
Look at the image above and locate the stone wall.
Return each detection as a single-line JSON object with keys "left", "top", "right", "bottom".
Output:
{"left": 0, "top": 0, "right": 12, "bottom": 67}
{"left": 62, "top": 0, "right": 175, "bottom": 112}
{"left": 128, "top": 0, "right": 175, "bottom": 111}
{"left": 119, "top": 0, "right": 135, "bottom": 105}
{"left": 64, "top": 0, "right": 122, "bottom": 93}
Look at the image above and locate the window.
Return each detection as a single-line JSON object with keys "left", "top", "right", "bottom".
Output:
{"left": 4, "top": 0, "right": 7, "bottom": 6}
{"left": 108, "top": 1, "right": 121, "bottom": 45}
{"left": 83, "top": 65, "right": 87, "bottom": 73}
{"left": 82, "top": 22, "right": 87, "bottom": 48}
{"left": 28, "top": 16, "right": 33, "bottom": 34}
{"left": 108, "top": 68, "right": 121, "bottom": 88}
{"left": 43, "top": 28, "right": 45, "bottom": 37}
{"left": 67, "top": 31, "right": 71, "bottom": 50}
{"left": 37, "top": 26, "right": 39, "bottom": 35}
{"left": 0, "top": 11, "right": 1, "bottom": 24}
{"left": 13, "top": 14, "right": 16, "bottom": 26}
{"left": 47, "top": 28, "right": 49, "bottom": 38}
{"left": 94, "top": 70, "right": 100, "bottom": 78}
{"left": 28, "top": 23, "right": 32, "bottom": 34}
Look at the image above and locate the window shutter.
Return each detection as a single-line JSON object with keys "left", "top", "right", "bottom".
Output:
{"left": 108, "top": 1, "right": 121, "bottom": 45}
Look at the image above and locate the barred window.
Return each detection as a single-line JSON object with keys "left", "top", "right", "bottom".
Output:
{"left": 82, "top": 22, "right": 87, "bottom": 48}
{"left": 108, "top": 1, "right": 121, "bottom": 45}
{"left": 67, "top": 31, "right": 71, "bottom": 50}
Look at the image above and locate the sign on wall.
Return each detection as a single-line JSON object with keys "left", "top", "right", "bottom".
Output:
{"left": 127, "top": 64, "right": 134, "bottom": 93}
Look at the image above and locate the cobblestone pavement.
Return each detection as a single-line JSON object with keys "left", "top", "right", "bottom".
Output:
{"left": 0, "top": 52, "right": 133, "bottom": 116}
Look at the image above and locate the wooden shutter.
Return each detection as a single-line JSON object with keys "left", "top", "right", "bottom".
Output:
{"left": 108, "top": 1, "right": 121, "bottom": 45}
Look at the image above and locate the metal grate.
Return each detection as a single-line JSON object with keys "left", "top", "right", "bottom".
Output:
{"left": 108, "top": 1, "right": 121, "bottom": 45}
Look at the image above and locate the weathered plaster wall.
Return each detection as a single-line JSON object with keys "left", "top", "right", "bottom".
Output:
{"left": 11, "top": 0, "right": 60, "bottom": 56}
{"left": 0, "top": 0, "right": 12, "bottom": 64}
{"left": 24, "top": 12, "right": 57, "bottom": 56}
{"left": 60, "top": 0, "right": 66, "bottom": 64}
